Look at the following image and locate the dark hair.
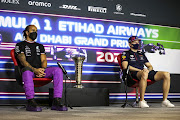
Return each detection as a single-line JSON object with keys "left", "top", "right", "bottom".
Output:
{"left": 23, "top": 25, "right": 34, "bottom": 38}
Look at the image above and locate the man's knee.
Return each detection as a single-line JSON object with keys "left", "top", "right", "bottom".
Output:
{"left": 163, "top": 72, "right": 170, "bottom": 79}
{"left": 141, "top": 71, "right": 148, "bottom": 80}
{"left": 53, "top": 67, "right": 63, "bottom": 74}
{"left": 21, "top": 67, "right": 34, "bottom": 79}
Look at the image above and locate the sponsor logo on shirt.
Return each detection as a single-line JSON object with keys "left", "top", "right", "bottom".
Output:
{"left": 15, "top": 46, "right": 20, "bottom": 53}
{"left": 122, "top": 52, "right": 126, "bottom": 55}
{"left": 139, "top": 55, "right": 144, "bottom": 60}
{"left": 122, "top": 55, "right": 126, "bottom": 60}
{"left": 25, "top": 45, "right": 31, "bottom": 56}
{"left": 36, "top": 46, "right": 40, "bottom": 55}
{"left": 130, "top": 55, "right": 136, "bottom": 61}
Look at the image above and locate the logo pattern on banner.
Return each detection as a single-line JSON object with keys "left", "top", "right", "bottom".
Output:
{"left": 88, "top": 6, "right": 107, "bottom": 14}
{"left": 59, "top": 4, "right": 81, "bottom": 11}
{"left": 130, "top": 13, "right": 146, "bottom": 17}
{"left": 113, "top": 4, "right": 124, "bottom": 15}
{"left": 0, "top": 0, "right": 19, "bottom": 4}
{"left": 28, "top": 0, "right": 51, "bottom": 8}
{"left": 116, "top": 4, "right": 122, "bottom": 12}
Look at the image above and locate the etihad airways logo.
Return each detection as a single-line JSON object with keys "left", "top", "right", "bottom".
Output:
{"left": 1, "top": 0, "right": 19, "bottom": 4}
{"left": 28, "top": 1, "right": 51, "bottom": 7}
{"left": 59, "top": 4, "right": 81, "bottom": 10}
{"left": 88, "top": 6, "right": 107, "bottom": 13}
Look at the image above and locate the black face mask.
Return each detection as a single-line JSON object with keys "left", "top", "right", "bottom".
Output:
{"left": 29, "top": 32, "right": 37, "bottom": 40}
{"left": 132, "top": 43, "right": 139, "bottom": 49}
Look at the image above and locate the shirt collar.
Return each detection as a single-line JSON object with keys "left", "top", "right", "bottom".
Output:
{"left": 25, "top": 40, "right": 35, "bottom": 43}
{"left": 129, "top": 49, "right": 142, "bottom": 54}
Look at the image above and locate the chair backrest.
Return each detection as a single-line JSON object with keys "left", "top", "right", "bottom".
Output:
{"left": 10, "top": 49, "right": 23, "bottom": 86}
{"left": 10, "top": 49, "right": 18, "bottom": 66}
{"left": 117, "top": 53, "right": 123, "bottom": 69}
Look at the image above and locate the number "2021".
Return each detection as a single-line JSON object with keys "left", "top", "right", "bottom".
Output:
{"left": 96, "top": 52, "right": 120, "bottom": 63}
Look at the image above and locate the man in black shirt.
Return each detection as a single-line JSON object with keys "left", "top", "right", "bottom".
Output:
{"left": 121, "top": 36, "right": 175, "bottom": 108}
{"left": 15, "top": 25, "right": 67, "bottom": 112}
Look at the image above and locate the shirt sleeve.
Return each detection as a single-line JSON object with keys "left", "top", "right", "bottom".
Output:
{"left": 39, "top": 44, "right": 46, "bottom": 54}
{"left": 121, "top": 51, "right": 129, "bottom": 62}
{"left": 143, "top": 53, "right": 149, "bottom": 63}
{"left": 15, "top": 42, "right": 25, "bottom": 55}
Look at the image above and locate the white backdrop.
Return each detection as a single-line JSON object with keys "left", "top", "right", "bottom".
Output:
{"left": 145, "top": 49, "right": 180, "bottom": 74}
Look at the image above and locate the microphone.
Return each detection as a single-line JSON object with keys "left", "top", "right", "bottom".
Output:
{"left": 57, "top": 62, "right": 67, "bottom": 74}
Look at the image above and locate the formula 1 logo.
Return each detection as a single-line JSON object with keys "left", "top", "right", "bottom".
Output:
{"left": 59, "top": 4, "right": 81, "bottom": 10}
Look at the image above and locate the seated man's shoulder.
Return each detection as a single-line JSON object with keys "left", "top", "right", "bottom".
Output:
{"left": 37, "top": 41, "right": 43, "bottom": 45}
{"left": 16, "top": 41, "right": 26, "bottom": 45}
{"left": 122, "top": 50, "right": 130, "bottom": 55}
{"left": 35, "top": 42, "right": 44, "bottom": 46}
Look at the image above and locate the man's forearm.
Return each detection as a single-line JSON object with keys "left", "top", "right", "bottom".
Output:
{"left": 147, "top": 66, "right": 153, "bottom": 71}
{"left": 17, "top": 53, "right": 36, "bottom": 72}
{"left": 22, "top": 61, "right": 36, "bottom": 71}
{"left": 41, "top": 60, "right": 47, "bottom": 68}
{"left": 40, "top": 54, "right": 47, "bottom": 68}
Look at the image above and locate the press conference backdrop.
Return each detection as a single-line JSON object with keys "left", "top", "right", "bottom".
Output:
{"left": 0, "top": 0, "right": 180, "bottom": 104}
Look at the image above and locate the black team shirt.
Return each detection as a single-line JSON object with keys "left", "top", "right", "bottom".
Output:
{"left": 121, "top": 49, "right": 149, "bottom": 70}
{"left": 15, "top": 40, "right": 45, "bottom": 69}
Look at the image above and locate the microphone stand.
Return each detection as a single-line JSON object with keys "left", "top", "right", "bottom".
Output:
{"left": 121, "top": 64, "right": 133, "bottom": 108}
{"left": 64, "top": 74, "right": 73, "bottom": 109}
{"left": 57, "top": 61, "right": 73, "bottom": 109}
